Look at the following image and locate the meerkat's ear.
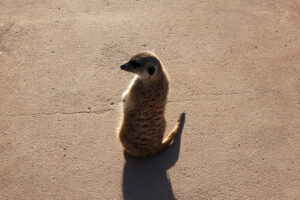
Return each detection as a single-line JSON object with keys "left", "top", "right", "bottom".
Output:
{"left": 148, "top": 66, "right": 155, "bottom": 75}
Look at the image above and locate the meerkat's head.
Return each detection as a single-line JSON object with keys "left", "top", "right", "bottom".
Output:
{"left": 120, "top": 51, "right": 162, "bottom": 80}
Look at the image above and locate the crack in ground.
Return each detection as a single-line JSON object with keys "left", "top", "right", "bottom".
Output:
{"left": 168, "top": 91, "right": 260, "bottom": 103}
{"left": 198, "top": 91, "right": 253, "bottom": 96}
{"left": 1, "top": 91, "right": 270, "bottom": 115}
{"left": 0, "top": 108, "right": 114, "bottom": 117}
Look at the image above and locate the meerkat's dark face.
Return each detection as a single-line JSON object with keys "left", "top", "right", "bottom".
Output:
{"left": 120, "top": 52, "right": 160, "bottom": 80}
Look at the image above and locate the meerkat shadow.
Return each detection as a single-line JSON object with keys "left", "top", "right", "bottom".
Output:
{"left": 122, "top": 113, "right": 186, "bottom": 200}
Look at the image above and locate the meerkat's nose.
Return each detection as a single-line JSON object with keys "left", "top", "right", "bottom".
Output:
{"left": 120, "top": 62, "right": 128, "bottom": 70}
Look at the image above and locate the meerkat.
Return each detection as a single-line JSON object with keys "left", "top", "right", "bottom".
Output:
{"left": 118, "top": 51, "right": 185, "bottom": 158}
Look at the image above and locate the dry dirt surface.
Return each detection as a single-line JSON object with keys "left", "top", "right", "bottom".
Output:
{"left": 1, "top": 0, "right": 300, "bottom": 200}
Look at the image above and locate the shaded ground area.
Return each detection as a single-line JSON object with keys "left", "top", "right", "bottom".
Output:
{"left": 1, "top": 0, "right": 300, "bottom": 199}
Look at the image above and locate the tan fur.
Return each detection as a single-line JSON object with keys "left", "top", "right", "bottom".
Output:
{"left": 118, "top": 51, "right": 185, "bottom": 158}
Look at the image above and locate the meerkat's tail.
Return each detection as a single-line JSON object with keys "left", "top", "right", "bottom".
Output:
{"left": 156, "top": 112, "right": 185, "bottom": 154}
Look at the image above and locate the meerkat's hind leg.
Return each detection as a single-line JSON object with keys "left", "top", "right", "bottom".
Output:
{"left": 156, "top": 112, "right": 185, "bottom": 153}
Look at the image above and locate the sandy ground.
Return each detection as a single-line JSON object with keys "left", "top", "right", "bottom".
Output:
{"left": 1, "top": 0, "right": 300, "bottom": 199}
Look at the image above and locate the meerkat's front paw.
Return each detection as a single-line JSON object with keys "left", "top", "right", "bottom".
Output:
{"left": 122, "top": 91, "right": 129, "bottom": 102}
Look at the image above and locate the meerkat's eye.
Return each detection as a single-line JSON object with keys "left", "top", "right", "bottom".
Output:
{"left": 148, "top": 66, "right": 155, "bottom": 75}
{"left": 129, "top": 60, "right": 140, "bottom": 68}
